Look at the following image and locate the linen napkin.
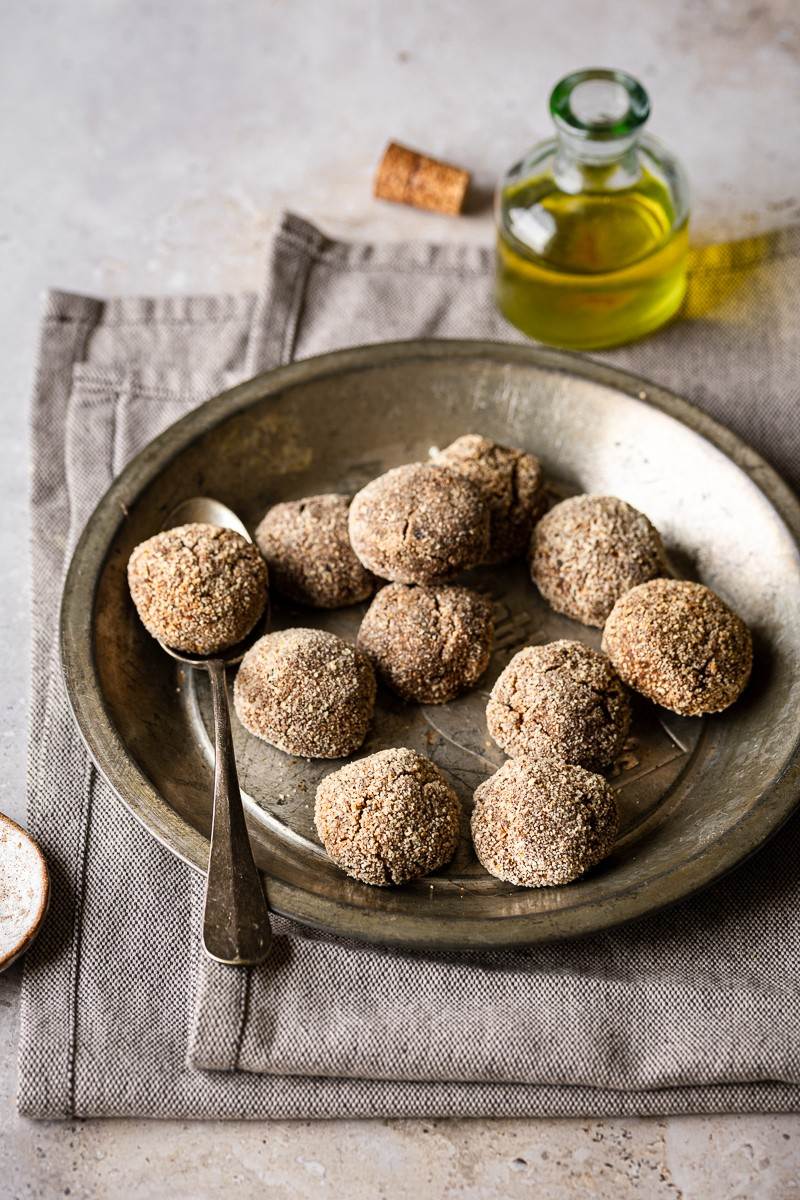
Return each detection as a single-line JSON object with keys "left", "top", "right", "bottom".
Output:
{"left": 19, "top": 213, "right": 800, "bottom": 1119}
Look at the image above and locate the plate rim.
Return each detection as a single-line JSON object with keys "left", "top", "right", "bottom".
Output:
{"left": 59, "top": 338, "right": 800, "bottom": 950}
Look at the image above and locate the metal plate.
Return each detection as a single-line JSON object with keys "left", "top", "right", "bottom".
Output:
{"left": 60, "top": 341, "right": 800, "bottom": 950}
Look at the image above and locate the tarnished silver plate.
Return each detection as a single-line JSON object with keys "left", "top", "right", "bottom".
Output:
{"left": 60, "top": 341, "right": 800, "bottom": 949}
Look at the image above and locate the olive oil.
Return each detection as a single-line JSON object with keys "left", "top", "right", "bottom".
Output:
{"left": 495, "top": 70, "right": 689, "bottom": 350}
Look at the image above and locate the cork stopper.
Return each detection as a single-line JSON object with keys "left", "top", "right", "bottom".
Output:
{"left": 374, "top": 141, "right": 470, "bottom": 216}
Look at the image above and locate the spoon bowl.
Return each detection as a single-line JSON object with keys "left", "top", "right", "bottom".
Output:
{"left": 159, "top": 496, "right": 266, "bottom": 668}
{"left": 166, "top": 495, "right": 250, "bottom": 541}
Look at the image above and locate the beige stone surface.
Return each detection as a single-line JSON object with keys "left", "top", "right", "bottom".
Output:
{"left": 2, "top": 0, "right": 800, "bottom": 1195}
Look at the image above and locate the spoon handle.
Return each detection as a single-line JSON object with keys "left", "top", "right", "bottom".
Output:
{"left": 202, "top": 659, "right": 272, "bottom": 965}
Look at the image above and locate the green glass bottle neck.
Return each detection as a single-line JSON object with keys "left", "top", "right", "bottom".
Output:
{"left": 548, "top": 68, "right": 650, "bottom": 193}
{"left": 552, "top": 129, "right": 642, "bottom": 194}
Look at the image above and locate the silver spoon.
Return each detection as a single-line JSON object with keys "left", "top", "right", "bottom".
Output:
{"left": 160, "top": 496, "right": 272, "bottom": 966}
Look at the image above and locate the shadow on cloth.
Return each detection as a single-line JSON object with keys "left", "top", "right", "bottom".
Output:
{"left": 682, "top": 227, "right": 798, "bottom": 318}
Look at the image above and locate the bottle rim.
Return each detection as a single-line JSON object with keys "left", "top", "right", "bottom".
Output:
{"left": 550, "top": 69, "right": 650, "bottom": 141}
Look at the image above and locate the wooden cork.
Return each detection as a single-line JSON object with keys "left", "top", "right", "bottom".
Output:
{"left": 374, "top": 141, "right": 470, "bottom": 216}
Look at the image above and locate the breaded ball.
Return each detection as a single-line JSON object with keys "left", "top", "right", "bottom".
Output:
{"left": 233, "top": 628, "right": 376, "bottom": 758}
{"left": 127, "top": 522, "right": 267, "bottom": 656}
{"left": 530, "top": 495, "right": 667, "bottom": 627}
{"left": 348, "top": 462, "right": 490, "bottom": 584}
{"left": 357, "top": 582, "right": 494, "bottom": 704}
{"left": 602, "top": 578, "right": 753, "bottom": 716}
{"left": 486, "top": 640, "right": 630, "bottom": 771}
{"left": 471, "top": 757, "right": 619, "bottom": 887}
{"left": 314, "top": 748, "right": 462, "bottom": 886}
{"left": 432, "top": 434, "right": 546, "bottom": 562}
{"left": 255, "top": 493, "right": 373, "bottom": 608}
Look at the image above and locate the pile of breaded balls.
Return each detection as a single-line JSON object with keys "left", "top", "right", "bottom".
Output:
{"left": 128, "top": 433, "right": 752, "bottom": 891}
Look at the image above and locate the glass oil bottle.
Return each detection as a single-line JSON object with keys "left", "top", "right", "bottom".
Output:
{"left": 495, "top": 69, "right": 689, "bottom": 350}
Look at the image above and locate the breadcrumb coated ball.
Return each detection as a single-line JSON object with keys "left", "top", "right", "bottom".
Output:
{"left": 127, "top": 522, "right": 268, "bottom": 655}
{"left": 255, "top": 493, "right": 373, "bottom": 609}
{"left": 432, "top": 434, "right": 546, "bottom": 563}
{"left": 357, "top": 582, "right": 494, "bottom": 704}
{"left": 602, "top": 578, "right": 753, "bottom": 716}
{"left": 530, "top": 495, "right": 667, "bottom": 627}
{"left": 486, "top": 640, "right": 630, "bottom": 771}
{"left": 348, "top": 462, "right": 490, "bottom": 584}
{"left": 233, "top": 628, "right": 376, "bottom": 758}
{"left": 314, "top": 747, "right": 462, "bottom": 886}
{"left": 471, "top": 757, "right": 619, "bottom": 887}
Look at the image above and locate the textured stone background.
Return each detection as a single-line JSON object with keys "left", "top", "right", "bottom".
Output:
{"left": 2, "top": 1, "right": 799, "bottom": 1195}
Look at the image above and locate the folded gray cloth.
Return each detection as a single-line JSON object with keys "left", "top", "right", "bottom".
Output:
{"left": 19, "top": 213, "right": 800, "bottom": 1119}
